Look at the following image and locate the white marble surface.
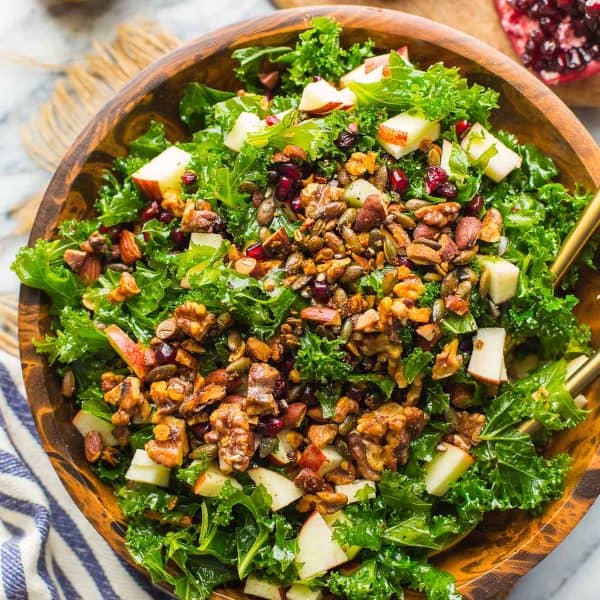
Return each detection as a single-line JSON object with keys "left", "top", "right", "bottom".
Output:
{"left": 0, "top": 1, "right": 598, "bottom": 598}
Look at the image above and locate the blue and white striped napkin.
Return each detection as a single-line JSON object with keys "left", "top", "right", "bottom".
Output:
{"left": 0, "top": 349, "right": 170, "bottom": 599}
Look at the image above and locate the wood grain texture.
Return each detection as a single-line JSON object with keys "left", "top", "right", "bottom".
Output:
{"left": 272, "top": 0, "right": 600, "bottom": 107}
{"left": 17, "top": 6, "right": 600, "bottom": 599}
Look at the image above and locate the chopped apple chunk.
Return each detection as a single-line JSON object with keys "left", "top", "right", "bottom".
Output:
{"left": 425, "top": 443, "right": 474, "bottom": 496}
{"left": 343, "top": 178, "right": 382, "bottom": 207}
{"left": 224, "top": 111, "right": 263, "bottom": 152}
{"left": 468, "top": 327, "right": 507, "bottom": 385}
{"left": 286, "top": 584, "right": 323, "bottom": 600}
{"left": 335, "top": 479, "right": 376, "bottom": 504}
{"left": 72, "top": 410, "right": 117, "bottom": 446}
{"left": 243, "top": 575, "right": 284, "bottom": 600}
{"left": 193, "top": 462, "right": 242, "bottom": 497}
{"left": 478, "top": 256, "right": 520, "bottom": 305}
{"left": 125, "top": 449, "right": 171, "bottom": 487}
{"left": 299, "top": 79, "right": 355, "bottom": 114}
{"left": 248, "top": 467, "right": 303, "bottom": 511}
{"left": 296, "top": 511, "right": 349, "bottom": 579}
{"left": 131, "top": 146, "right": 191, "bottom": 202}
{"left": 377, "top": 111, "right": 440, "bottom": 159}
{"left": 461, "top": 123, "right": 522, "bottom": 182}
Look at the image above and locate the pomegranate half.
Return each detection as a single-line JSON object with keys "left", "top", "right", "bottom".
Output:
{"left": 495, "top": 0, "right": 600, "bottom": 84}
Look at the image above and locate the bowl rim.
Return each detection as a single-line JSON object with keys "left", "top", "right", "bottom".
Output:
{"left": 19, "top": 4, "right": 600, "bottom": 598}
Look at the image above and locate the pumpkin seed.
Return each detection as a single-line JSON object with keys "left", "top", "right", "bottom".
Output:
{"left": 432, "top": 298, "right": 446, "bottom": 323}
{"left": 456, "top": 280, "right": 472, "bottom": 299}
{"left": 479, "top": 268, "right": 491, "bottom": 298}
{"left": 340, "top": 264, "right": 364, "bottom": 283}
{"left": 226, "top": 356, "right": 252, "bottom": 374}
{"left": 384, "top": 238, "right": 398, "bottom": 263}
{"left": 191, "top": 443, "right": 218, "bottom": 461}
{"left": 61, "top": 370, "right": 75, "bottom": 398}
{"left": 441, "top": 271, "right": 459, "bottom": 297}
{"left": 340, "top": 318, "right": 354, "bottom": 343}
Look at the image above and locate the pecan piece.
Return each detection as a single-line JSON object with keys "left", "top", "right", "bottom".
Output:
{"left": 307, "top": 424, "right": 338, "bottom": 448}
{"left": 205, "top": 402, "right": 253, "bottom": 473}
{"left": 414, "top": 202, "right": 460, "bottom": 227}
{"left": 247, "top": 363, "right": 280, "bottom": 416}
{"left": 146, "top": 416, "right": 189, "bottom": 468}
{"left": 107, "top": 272, "right": 141, "bottom": 303}
{"left": 174, "top": 302, "right": 216, "bottom": 341}
{"left": 181, "top": 200, "right": 219, "bottom": 232}
{"left": 432, "top": 339, "right": 463, "bottom": 380}
{"left": 347, "top": 432, "right": 381, "bottom": 481}
{"left": 345, "top": 151, "right": 377, "bottom": 176}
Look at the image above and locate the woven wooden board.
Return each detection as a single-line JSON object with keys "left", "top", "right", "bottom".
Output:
{"left": 271, "top": 0, "right": 600, "bottom": 107}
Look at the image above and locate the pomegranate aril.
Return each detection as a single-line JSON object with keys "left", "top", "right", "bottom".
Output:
{"left": 465, "top": 194, "right": 484, "bottom": 217}
{"left": 311, "top": 280, "right": 332, "bottom": 302}
{"left": 282, "top": 357, "right": 295, "bottom": 377}
{"left": 438, "top": 182, "right": 458, "bottom": 199}
{"left": 170, "top": 228, "right": 190, "bottom": 249}
{"left": 140, "top": 201, "right": 160, "bottom": 222}
{"left": 257, "top": 417, "right": 284, "bottom": 437}
{"left": 246, "top": 242, "right": 267, "bottom": 260}
{"left": 276, "top": 176, "right": 293, "bottom": 201}
{"left": 424, "top": 165, "right": 449, "bottom": 194}
{"left": 389, "top": 168, "right": 409, "bottom": 194}
{"left": 290, "top": 195, "right": 303, "bottom": 213}
{"left": 265, "top": 115, "right": 280, "bottom": 126}
{"left": 181, "top": 171, "right": 197, "bottom": 186}
{"left": 159, "top": 211, "right": 173, "bottom": 224}
{"left": 565, "top": 47, "right": 585, "bottom": 70}
{"left": 155, "top": 343, "right": 177, "bottom": 364}
{"left": 455, "top": 119, "right": 471, "bottom": 138}
{"left": 396, "top": 256, "right": 413, "bottom": 269}
{"left": 278, "top": 163, "right": 301, "bottom": 181}
{"left": 540, "top": 38, "right": 558, "bottom": 58}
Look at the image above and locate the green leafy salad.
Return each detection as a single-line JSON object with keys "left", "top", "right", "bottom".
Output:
{"left": 13, "top": 17, "right": 597, "bottom": 600}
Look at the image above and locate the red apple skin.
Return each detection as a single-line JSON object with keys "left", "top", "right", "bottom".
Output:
{"left": 364, "top": 53, "right": 390, "bottom": 74}
{"left": 307, "top": 101, "right": 343, "bottom": 115}
{"left": 299, "top": 444, "right": 327, "bottom": 471}
{"left": 282, "top": 403, "right": 307, "bottom": 429}
{"left": 130, "top": 178, "right": 162, "bottom": 203}
{"left": 377, "top": 123, "right": 409, "bottom": 146}
{"left": 105, "top": 324, "right": 149, "bottom": 379}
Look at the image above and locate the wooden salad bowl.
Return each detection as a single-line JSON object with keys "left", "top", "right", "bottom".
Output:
{"left": 17, "top": 5, "right": 600, "bottom": 599}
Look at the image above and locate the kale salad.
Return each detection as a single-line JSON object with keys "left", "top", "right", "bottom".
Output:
{"left": 13, "top": 17, "right": 596, "bottom": 600}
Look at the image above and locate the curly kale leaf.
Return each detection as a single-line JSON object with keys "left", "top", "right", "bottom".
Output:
{"left": 12, "top": 238, "right": 84, "bottom": 310}
{"left": 279, "top": 17, "right": 374, "bottom": 92}
{"left": 34, "top": 306, "right": 111, "bottom": 364}
{"left": 179, "top": 82, "right": 235, "bottom": 131}
{"left": 349, "top": 51, "right": 499, "bottom": 127}
{"left": 296, "top": 331, "right": 353, "bottom": 383}
{"left": 232, "top": 46, "right": 291, "bottom": 92}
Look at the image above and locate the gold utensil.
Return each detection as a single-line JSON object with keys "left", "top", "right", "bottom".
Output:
{"left": 551, "top": 188, "right": 600, "bottom": 286}
{"left": 551, "top": 188, "right": 600, "bottom": 394}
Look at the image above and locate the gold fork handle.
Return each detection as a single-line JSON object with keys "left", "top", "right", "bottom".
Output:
{"left": 551, "top": 188, "right": 600, "bottom": 287}
{"left": 566, "top": 352, "right": 600, "bottom": 397}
